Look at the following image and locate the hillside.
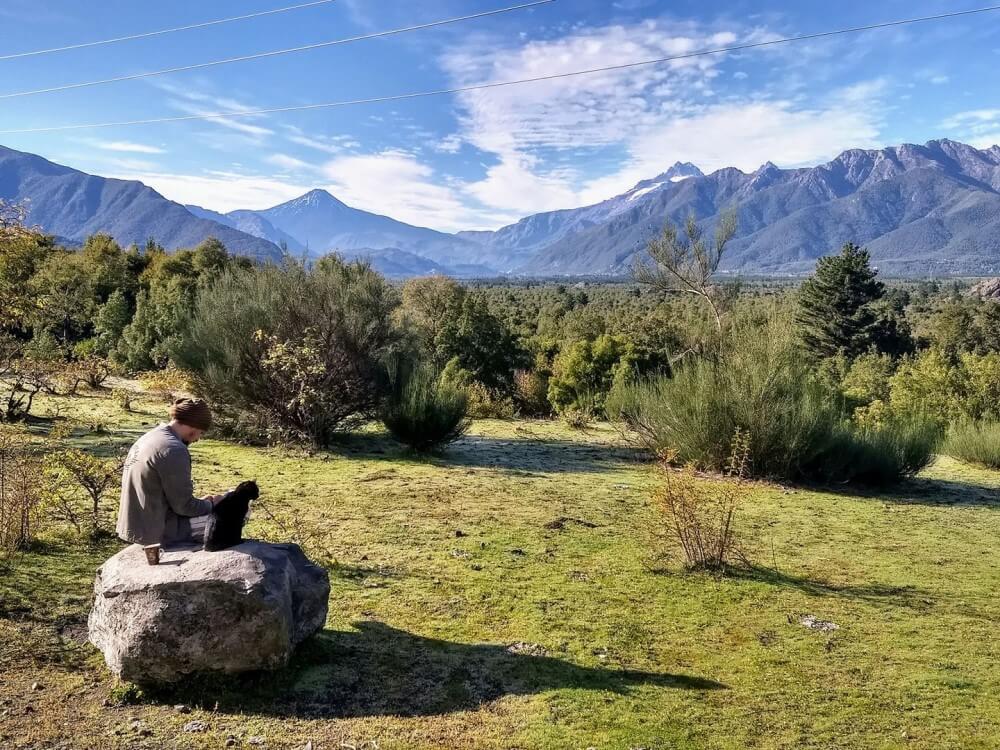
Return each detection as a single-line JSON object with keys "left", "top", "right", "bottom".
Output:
{"left": 0, "top": 145, "right": 283, "bottom": 261}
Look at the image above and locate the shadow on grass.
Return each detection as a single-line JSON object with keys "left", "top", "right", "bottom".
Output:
{"left": 731, "top": 566, "right": 933, "bottom": 611}
{"left": 145, "top": 621, "right": 724, "bottom": 718}
{"left": 442, "top": 435, "right": 646, "bottom": 474}
{"left": 809, "top": 475, "right": 1000, "bottom": 508}
{"left": 327, "top": 432, "right": 647, "bottom": 475}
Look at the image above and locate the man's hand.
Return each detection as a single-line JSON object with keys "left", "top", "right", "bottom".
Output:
{"left": 202, "top": 494, "right": 225, "bottom": 505}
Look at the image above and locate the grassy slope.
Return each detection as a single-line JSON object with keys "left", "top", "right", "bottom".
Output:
{"left": 2, "top": 390, "right": 999, "bottom": 750}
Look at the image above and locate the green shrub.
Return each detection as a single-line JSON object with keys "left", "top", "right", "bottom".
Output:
{"left": 888, "top": 350, "right": 1000, "bottom": 426}
{"left": 174, "top": 258, "right": 397, "bottom": 446}
{"left": 612, "top": 312, "right": 938, "bottom": 484}
{"left": 547, "top": 334, "right": 629, "bottom": 415}
{"left": 440, "top": 358, "right": 514, "bottom": 419}
{"left": 943, "top": 421, "right": 1000, "bottom": 469}
{"left": 820, "top": 414, "right": 940, "bottom": 485}
{"left": 382, "top": 363, "right": 470, "bottom": 452}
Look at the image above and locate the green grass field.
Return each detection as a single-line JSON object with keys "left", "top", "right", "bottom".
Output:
{"left": 2, "top": 387, "right": 1000, "bottom": 749}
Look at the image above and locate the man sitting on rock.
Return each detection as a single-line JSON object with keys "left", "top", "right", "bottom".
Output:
{"left": 117, "top": 398, "right": 225, "bottom": 546}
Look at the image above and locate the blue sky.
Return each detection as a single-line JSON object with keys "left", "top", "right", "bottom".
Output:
{"left": 1, "top": 0, "right": 998, "bottom": 231}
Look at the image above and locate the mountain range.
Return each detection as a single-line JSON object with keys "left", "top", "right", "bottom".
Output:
{"left": 2, "top": 139, "right": 999, "bottom": 276}
{"left": 0, "top": 145, "right": 282, "bottom": 262}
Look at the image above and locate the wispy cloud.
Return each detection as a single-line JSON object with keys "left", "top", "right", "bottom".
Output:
{"left": 265, "top": 153, "right": 318, "bottom": 172}
{"left": 282, "top": 125, "right": 360, "bottom": 154}
{"left": 93, "top": 140, "right": 166, "bottom": 154}
{"left": 942, "top": 109, "right": 1000, "bottom": 149}
{"left": 156, "top": 82, "right": 275, "bottom": 141}
{"left": 438, "top": 19, "right": 889, "bottom": 215}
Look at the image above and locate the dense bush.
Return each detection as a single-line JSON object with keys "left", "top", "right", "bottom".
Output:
{"left": 439, "top": 358, "right": 515, "bottom": 419}
{"left": 546, "top": 334, "right": 669, "bottom": 416}
{"left": 175, "top": 257, "right": 397, "bottom": 446}
{"left": 611, "top": 312, "right": 938, "bottom": 484}
{"left": 381, "top": 362, "right": 470, "bottom": 452}
{"left": 943, "top": 421, "right": 1000, "bottom": 469}
{"left": 887, "top": 351, "right": 1000, "bottom": 426}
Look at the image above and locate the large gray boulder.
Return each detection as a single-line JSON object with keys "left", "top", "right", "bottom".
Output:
{"left": 89, "top": 541, "right": 329, "bottom": 684}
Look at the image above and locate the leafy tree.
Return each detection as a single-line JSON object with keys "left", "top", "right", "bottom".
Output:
{"left": 397, "top": 275, "right": 466, "bottom": 353}
{"left": 192, "top": 237, "right": 232, "bottom": 279}
{"left": 80, "top": 234, "right": 131, "bottom": 303}
{"left": 117, "top": 279, "right": 189, "bottom": 370}
{"left": 27, "top": 250, "right": 96, "bottom": 347}
{"left": 434, "top": 293, "right": 525, "bottom": 394}
{"left": 0, "top": 204, "right": 56, "bottom": 331}
{"left": 796, "top": 243, "right": 896, "bottom": 359}
{"left": 92, "top": 289, "right": 133, "bottom": 358}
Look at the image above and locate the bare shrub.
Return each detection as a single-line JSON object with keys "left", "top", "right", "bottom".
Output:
{"left": 655, "top": 429, "right": 751, "bottom": 571}
{"left": 111, "top": 387, "right": 133, "bottom": 412}
{"left": 137, "top": 367, "right": 190, "bottom": 403}
{"left": 252, "top": 498, "right": 337, "bottom": 569}
{"left": 562, "top": 404, "right": 595, "bottom": 431}
{"left": 0, "top": 430, "right": 45, "bottom": 551}
{"left": 46, "top": 445, "right": 124, "bottom": 539}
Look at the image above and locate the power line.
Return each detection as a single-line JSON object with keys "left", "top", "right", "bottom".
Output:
{"left": 0, "top": 0, "right": 555, "bottom": 100}
{"left": 0, "top": 0, "right": 340, "bottom": 61}
{"left": 2, "top": 3, "right": 998, "bottom": 134}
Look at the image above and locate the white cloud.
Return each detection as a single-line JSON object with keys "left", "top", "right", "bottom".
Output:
{"left": 432, "top": 134, "right": 463, "bottom": 153}
{"left": 320, "top": 150, "right": 516, "bottom": 231}
{"left": 466, "top": 154, "right": 580, "bottom": 214}
{"left": 265, "top": 153, "right": 317, "bottom": 172}
{"left": 942, "top": 109, "right": 1000, "bottom": 148}
{"left": 107, "top": 169, "right": 310, "bottom": 212}
{"left": 439, "top": 21, "right": 889, "bottom": 217}
{"left": 94, "top": 140, "right": 165, "bottom": 154}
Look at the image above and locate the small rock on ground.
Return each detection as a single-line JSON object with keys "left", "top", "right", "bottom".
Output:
{"left": 799, "top": 614, "right": 839, "bottom": 632}
{"left": 183, "top": 720, "right": 208, "bottom": 733}
{"left": 507, "top": 642, "right": 548, "bottom": 657}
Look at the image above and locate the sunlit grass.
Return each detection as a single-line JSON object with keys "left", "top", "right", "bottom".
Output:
{"left": 2, "top": 387, "right": 1000, "bottom": 749}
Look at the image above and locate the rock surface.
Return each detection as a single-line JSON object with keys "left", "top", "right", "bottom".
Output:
{"left": 969, "top": 277, "right": 1000, "bottom": 300}
{"left": 89, "top": 541, "right": 329, "bottom": 684}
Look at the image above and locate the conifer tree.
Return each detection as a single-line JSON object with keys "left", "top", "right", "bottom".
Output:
{"left": 796, "top": 243, "right": 887, "bottom": 358}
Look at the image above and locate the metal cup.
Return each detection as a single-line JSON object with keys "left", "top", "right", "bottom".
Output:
{"left": 143, "top": 544, "right": 161, "bottom": 566}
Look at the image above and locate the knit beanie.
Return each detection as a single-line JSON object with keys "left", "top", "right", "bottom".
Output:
{"left": 169, "top": 398, "right": 213, "bottom": 431}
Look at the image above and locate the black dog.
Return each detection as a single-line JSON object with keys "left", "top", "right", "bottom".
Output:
{"left": 203, "top": 480, "right": 260, "bottom": 552}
